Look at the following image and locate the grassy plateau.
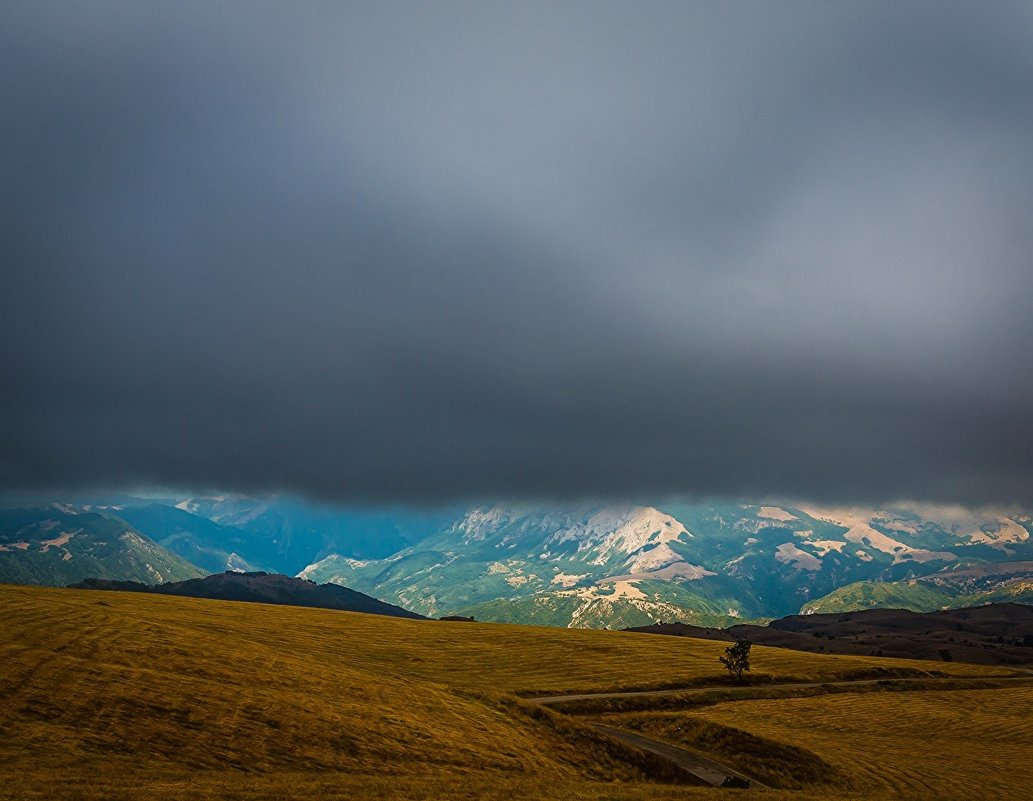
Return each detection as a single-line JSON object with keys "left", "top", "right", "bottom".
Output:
{"left": 0, "top": 584, "right": 1026, "bottom": 800}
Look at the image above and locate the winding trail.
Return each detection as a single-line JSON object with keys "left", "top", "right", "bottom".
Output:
{"left": 531, "top": 674, "right": 1033, "bottom": 706}
{"left": 527, "top": 673, "right": 1033, "bottom": 788}
{"left": 590, "top": 722, "right": 769, "bottom": 788}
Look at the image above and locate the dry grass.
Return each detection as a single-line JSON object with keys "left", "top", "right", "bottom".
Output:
{"left": 0, "top": 584, "right": 1021, "bottom": 800}
{"left": 689, "top": 687, "right": 1033, "bottom": 800}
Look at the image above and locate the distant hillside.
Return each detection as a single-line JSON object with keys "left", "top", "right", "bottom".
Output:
{"left": 70, "top": 570, "right": 425, "bottom": 619}
{"left": 0, "top": 507, "right": 205, "bottom": 587}
{"left": 0, "top": 493, "right": 456, "bottom": 588}
{"left": 627, "top": 603, "right": 1033, "bottom": 666}
{"left": 801, "top": 580, "right": 956, "bottom": 614}
{"left": 112, "top": 503, "right": 267, "bottom": 574}
{"left": 803, "top": 563, "right": 1033, "bottom": 614}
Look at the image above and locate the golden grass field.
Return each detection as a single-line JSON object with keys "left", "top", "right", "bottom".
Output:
{"left": 0, "top": 583, "right": 1027, "bottom": 800}
{"left": 673, "top": 686, "right": 1033, "bottom": 799}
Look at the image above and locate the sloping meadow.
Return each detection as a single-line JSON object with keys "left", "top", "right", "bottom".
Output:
{"left": 0, "top": 585, "right": 1018, "bottom": 800}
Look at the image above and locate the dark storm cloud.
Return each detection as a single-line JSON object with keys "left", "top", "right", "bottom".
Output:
{"left": 2, "top": 1, "right": 1032, "bottom": 504}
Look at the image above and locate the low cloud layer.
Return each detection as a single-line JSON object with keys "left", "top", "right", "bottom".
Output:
{"left": 2, "top": 2, "right": 1031, "bottom": 504}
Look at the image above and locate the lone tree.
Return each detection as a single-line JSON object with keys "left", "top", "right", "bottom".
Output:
{"left": 719, "top": 639, "right": 752, "bottom": 683}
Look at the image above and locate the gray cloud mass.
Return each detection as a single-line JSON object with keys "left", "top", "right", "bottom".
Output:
{"left": 1, "top": 1, "right": 1031, "bottom": 504}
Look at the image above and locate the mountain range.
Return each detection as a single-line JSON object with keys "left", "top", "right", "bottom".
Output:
{"left": 2, "top": 494, "right": 1031, "bottom": 628}
{"left": 301, "top": 502, "right": 1033, "bottom": 627}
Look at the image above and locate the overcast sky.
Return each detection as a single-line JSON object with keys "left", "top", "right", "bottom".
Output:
{"left": 2, "top": 2, "right": 1031, "bottom": 505}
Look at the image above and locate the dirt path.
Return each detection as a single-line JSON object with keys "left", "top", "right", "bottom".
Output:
{"left": 591, "top": 722, "right": 769, "bottom": 788}
{"left": 530, "top": 674, "right": 1033, "bottom": 705}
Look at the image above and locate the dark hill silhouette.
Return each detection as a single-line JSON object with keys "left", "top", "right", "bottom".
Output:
{"left": 626, "top": 603, "right": 1033, "bottom": 666}
{"left": 70, "top": 571, "right": 425, "bottom": 619}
